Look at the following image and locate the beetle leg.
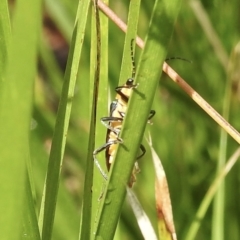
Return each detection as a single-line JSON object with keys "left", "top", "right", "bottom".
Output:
{"left": 93, "top": 138, "right": 122, "bottom": 180}
{"left": 100, "top": 116, "right": 123, "bottom": 141}
{"left": 136, "top": 144, "right": 146, "bottom": 160}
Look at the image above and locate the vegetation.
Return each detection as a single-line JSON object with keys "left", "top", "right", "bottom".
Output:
{"left": 0, "top": 0, "right": 240, "bottom": 239}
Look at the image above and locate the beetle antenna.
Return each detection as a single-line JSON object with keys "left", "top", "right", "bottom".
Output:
{"left": 130, "top": 39, "right": 136, "bottom": 79}
{"left": 165, "top": 57, "right": 192, "bottom": 63}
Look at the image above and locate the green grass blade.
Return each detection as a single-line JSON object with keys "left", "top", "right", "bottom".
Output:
{"left": 0, "top": 0, "right": 11, "bottom": 79}
{"left": 94, "top": 0, "right": 181, "bottom": 239}
{"left": 79, "top": 0, "right": 102, "bottom": 239}
{"left": 23, "top": 175, "right": 41, "bottom": 240}
{"left": 0, "top": 0, "right": 41, "bottom": 238}
{"left": 38, "top": 0, "right": 91, "bottom": 239}
{"left": 91, "top": 0, "right": 109, "bottom": 238}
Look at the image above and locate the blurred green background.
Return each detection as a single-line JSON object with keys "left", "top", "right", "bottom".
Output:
{"left": 17, "top": 0, "right": 240, "bottom": 239}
